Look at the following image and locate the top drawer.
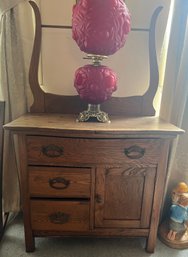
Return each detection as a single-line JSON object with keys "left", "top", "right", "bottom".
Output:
{"left": 26, "top": 136, "right": 162, "bottom": 165}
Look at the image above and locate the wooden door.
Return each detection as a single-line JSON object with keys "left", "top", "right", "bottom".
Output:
{"left": 95, "top": 166, "right": 156, "bottom": 229}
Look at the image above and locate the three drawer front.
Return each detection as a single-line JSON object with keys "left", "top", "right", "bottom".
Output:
{"left": 27, "top": 136, "right": 162, "bottom": 165}
{"left": 31, "top": 200, "right": 90, "bottom": 232}
{"left": 29, "top": 167, "right": 91, "bottom": 198}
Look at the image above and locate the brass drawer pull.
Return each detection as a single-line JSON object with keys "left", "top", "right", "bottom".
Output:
{"left": 49, "top": 212, "right": 70, "bottom": 224}
{"left": 49, "top": 177, "right": 70, "bottom": 190}
{"left": 124, "top": 145, "right": 145, "bottom": 159}
{"left": 42, "top": 144, "right": 63, "bottom": 158}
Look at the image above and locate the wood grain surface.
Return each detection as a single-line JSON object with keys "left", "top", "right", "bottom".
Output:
{"left": 4, "top": 114, "right": 184, "bottom": 137}
{"left": 26, "top": 136, "right": 161, "bottom": 165}
{"left": 29, "top": 166, "right": 91, "bottom": 198}
{"left": 31, "top": 200, "right": 90, "bottom": 232}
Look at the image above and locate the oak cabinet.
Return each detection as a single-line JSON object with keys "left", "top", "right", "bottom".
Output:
{"left": 4, "top": 114, "right": 183, "bottom": 253}
{"left": 4, "top": 2, "right": 183, "bottom": 253}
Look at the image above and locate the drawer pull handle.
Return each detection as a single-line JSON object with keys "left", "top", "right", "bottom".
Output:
{"left": 95, "top": 194, "right": 103, "bottom": 204}
{"left": 49, "top": 212, "right": 70, "bottom": 224}
{"left": 42, "top": 145, "right": 63, "bottom": 158}
{"left": 124, "top": 145, "right": 145, "bottom": 159}
{"left": 49, "top": 177, "right": 70, "bottom": 190}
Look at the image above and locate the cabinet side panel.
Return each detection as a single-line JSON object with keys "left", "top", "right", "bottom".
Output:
{"left": 18, "top": 134, "right": 35, "bottom": 252}
{"left": 146, "top": 141, "right": 170, "bottom": 253}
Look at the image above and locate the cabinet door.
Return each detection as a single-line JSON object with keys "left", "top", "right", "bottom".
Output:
{"left": 95, "top": 166, "right": 156, "bottom": 229}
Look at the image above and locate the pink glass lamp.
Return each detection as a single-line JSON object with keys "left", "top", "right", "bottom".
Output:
{"left": 72, "top": 0, "right": 130, "bottom": 122}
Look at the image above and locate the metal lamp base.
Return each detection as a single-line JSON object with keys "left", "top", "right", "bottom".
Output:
{"left": 77, "top": 104, "right": 111, "bottom": 123}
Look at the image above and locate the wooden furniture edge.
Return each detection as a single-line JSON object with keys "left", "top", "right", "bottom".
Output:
{"left": 0, "top": 101, "right": 5, "bottom": 241}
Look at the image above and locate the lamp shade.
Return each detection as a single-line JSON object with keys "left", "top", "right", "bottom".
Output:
{"left": 72, "top": 0, "right": 131, "bottom": 56}
{"left": 74, "top": 65, "right": 117, "bottom": 104}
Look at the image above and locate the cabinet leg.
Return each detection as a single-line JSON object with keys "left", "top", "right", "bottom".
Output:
{"left": 145, "top": 237, "right": 155, "bottom": 253}
{"left": 25, "top": 235, "right": 35, "bottom": 252}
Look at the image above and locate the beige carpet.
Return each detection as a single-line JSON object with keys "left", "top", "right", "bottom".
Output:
{"left": 0, "top": 215, "right": 188, "bottom": 257}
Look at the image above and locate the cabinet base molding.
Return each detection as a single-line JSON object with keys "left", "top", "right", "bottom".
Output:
{"left": 33, "top": 229, "right": 149, "bottom": 237}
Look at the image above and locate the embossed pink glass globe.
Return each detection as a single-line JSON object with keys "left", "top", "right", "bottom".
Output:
{"left": 74, "top": 65, "right": 117, "bottom": 104}
{"left": 72, "top": 0, "right": 131, "bottom": 56}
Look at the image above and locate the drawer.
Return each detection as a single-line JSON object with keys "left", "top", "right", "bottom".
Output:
{"left": 27, "top": 136, "right": 162, "bottom": 165}
{"left": 29, "top": 167, "right": 91, "bottom": 198}
{"left": 31, "top": 200, "right": 90, "bottom": 232}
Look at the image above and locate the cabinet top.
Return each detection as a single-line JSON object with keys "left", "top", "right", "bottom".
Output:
{"left": 4, "top": 114, "right": 184, "bottom": 138}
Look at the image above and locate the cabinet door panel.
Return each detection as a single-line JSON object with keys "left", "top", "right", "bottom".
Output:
{"left": 95, "top": 166, "right": 156, "bottom": 229}
{"left": 104, "top": 174, "right": 143, "bottom": 220}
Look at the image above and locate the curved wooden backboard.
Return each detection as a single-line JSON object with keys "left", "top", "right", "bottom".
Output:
{"left": 29, "top": 1, "right": 163, "bottom": 116}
